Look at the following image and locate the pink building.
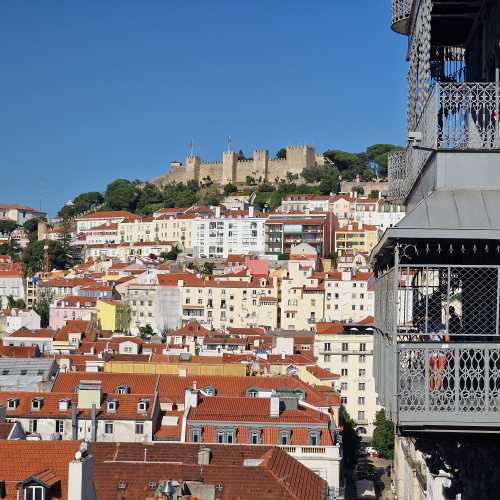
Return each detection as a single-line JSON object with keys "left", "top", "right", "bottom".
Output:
{"left": 49, "top": 295, "right": 97, "bottom": 330}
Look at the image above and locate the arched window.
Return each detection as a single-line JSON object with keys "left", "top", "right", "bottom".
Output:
{"left": 357, "top": 426, "right": 367, "bottom": 435}
{"left": 308, "top": 430, "right": 321, "bottom": 446}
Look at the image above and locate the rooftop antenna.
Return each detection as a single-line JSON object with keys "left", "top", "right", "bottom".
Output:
{"left": 226, "top": 135, "right": 232, "bottom": 152}
{"left": 188, "top": 139, "right": 195, "bottom": 157}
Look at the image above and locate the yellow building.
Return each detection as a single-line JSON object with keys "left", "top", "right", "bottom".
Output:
{"left": 97, "top": 299, "right": 130, "bottom": 332}
{"left": 335, "top": 222, "right": 379, "bottom": 255}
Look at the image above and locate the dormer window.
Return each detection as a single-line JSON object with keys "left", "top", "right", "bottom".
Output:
{"left": 201, "top": 385, "right": 216, "bottom": 396}
{"left": 58, "top": 399, "right": 70, "bottom": 411}
{"left": 23, "top": 484, "right": 46, "bottom": 500}
{"left": 7, "top": 398, "right": 18, "bottom": 410}
{"left": 116, "top": 385, "right": 130, "bottom": 394}
{"left": 107, "top": 400, "right": 117, "bottom": 412}
{"left": 31, "top": 398, "right": 43, "bottom": 411}
{"left": 137, "top": 400, "right": 148, "bottom": 412}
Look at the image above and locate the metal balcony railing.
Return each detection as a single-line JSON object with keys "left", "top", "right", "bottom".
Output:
{"left": 374, "top": 264, "right": 500, "bottom": 430}
{"left": 391, "top": 0, "right": 412, "bottom": 34}
{"left": 388, "top": 82, "right": 500, "bottom": 201}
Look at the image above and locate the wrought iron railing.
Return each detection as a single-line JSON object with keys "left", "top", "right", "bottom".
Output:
{"left": 375, "top": 264, "right": 500, "bottom": 428}
{"left": 391, "top": 0, "right": 412, "bottom": 34}
{"left": 388, "top": 82, "right": 500, "bottom": 201}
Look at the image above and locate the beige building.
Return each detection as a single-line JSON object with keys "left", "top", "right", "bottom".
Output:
{"left": 314, "top": 322, "right": 380, "bottom": 437}
{"left": 335, "top": 222, "right": 379, "bottom": 255}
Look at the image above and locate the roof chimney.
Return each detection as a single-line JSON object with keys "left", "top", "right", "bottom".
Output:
{"left": 248, "top": 206, "right": 255, "bottom": 217}
{"left": 184, "top": 388, "right": 198, "bottom": 408}
{"left": 215, "top": 206, "right": 221, "bottom": 218}
{"left": 198, "top": 447, "right": 211, "bottom": 465}
{"left": 270, "top": 394, "right": 280, "bottom": 417}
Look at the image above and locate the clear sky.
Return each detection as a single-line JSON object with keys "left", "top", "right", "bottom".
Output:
{"left": 0, "top": 1, "right": 407, "bottom": 215}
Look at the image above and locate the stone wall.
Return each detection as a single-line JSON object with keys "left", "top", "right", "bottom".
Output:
{"left": 151, "top": 145, "right": 317, "bottom": 186}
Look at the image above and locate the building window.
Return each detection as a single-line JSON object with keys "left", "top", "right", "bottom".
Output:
{"left": 135, "top": 422, "right": 144, "bottom": 434}
{"left": 216, "top": 429, "right": 235, "bottom": 444}
{"left": 323, "top": 354, "right": 331, "bottom": 362}
{"left": 137, "top": 400, "right": 148, "bottom": 412}
{"left": 29, "top": 419, "right": 38, "bottom": 433}
{"left": 359, "top": 369, "right": 366, "bottom": 377}
{"left": 116, "top": 385, "right": 130, "bottom": 394}
{"left": 341, "top": 354, "right": 348, "bottom": 363}
{"left": 359, "top": 343, "right": 366, "bottom": 352}
{"left": 107, "top": 401, "right": 117, "bottom": 412}
{"left": 191, "top": 428, "right": 202, "bottom": 443}
{"left": 341, "top": 368, "right": 348, "bottom": 376}
{"left": 323, "top": 342, "right": 331, "bottom": 352}
{"left": 357, "top": 411, "right": 365, "bottom": 421}
{"left": 341, "top": 396, "right": 348, "bottom": 404}
{"left": 341, "top": 382, "right": 348, "bottom": 391}
{"left": 24, "top": 485, "right": 45, "bottom": 500}
{"left": 308, "top": 430, "right": 321, "bottom": 446}
{"left": 55, "top": 420, "right": 64, "bottom": 433}
{"left": 342, "top": 343, "right": 349, "bottom": 351}
{"left": 278, "top": 430, "right": 291, "bottom": 445}
{"left": 247, "top": 388, "right": 258, "bottom": 398}
{"left": 359, "top": 355, "right": 366, "bottom": 363}
{"left": 358, "top": 383, "right": 366, "bottom": 391}
{"left": 7, "top": 398, "right": 17, "bottom": 409}
{"left": 358, "top": 397, "right": 365, "bottom": 405}
{"left": 31, "top": 399, "right": 42, "bottom": 411}
{"left": 104, "top": 422, "right": 114, "bottom": 434}
{"left": 249, "top": 429, "right": 261, "bottom": 445}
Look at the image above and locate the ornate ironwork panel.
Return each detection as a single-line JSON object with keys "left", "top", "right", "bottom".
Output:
{"left": 398, "top": 343, "right": 500, "bottom": 426}
{"left": 391, "top": 0, "right": 412, "bottom": 33}
{"left": 387, "top": 150, "right": 409, "bottom": 201}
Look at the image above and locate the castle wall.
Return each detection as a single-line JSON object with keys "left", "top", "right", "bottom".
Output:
{"left": 151, "top": 145, "right": 317, "bottom": 186}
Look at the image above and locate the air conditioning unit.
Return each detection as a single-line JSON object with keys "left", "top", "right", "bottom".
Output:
{"left": 408, "top": 131, "right": 423, "bottom": 142}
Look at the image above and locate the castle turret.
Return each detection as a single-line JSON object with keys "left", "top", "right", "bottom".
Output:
{"left": 253, "top": 149, "right": 269, "bottom": 181}
{"left": 186, "top": 155, "right": 201, "bottom": 183}
{"left": 286, "top": 145, "right": 316, "bottom": 175}
{"left": 222, "top": 151, "right": 238, "bottom": 184}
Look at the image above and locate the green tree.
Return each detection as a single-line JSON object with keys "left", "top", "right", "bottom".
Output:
{"left": 323, "top": 149, "right": 374, "bottom": 181}
{"left": 34, "top": 287, "right": 55, "bottom": 328}
{"left": 198, "top": 186, "right": 222, "bottom": 206}
{"left": 223, "top": 183, "right": 238, "bottom": 196}
{"left": 135, "top": 183, "right": 163, "bottom": 212}
{"left": 22, "top": 240, "right": 71, "bottom": 276}
{"left": 326, "top": 251, "right": 339, "bottom": 267}
{"left": 160, "top": 246, "right": 181, "bottom": 261}
{"left": 319, "top": 171, "right": 340, "bottom": 195}
{"left": 201, "top": 262, "right": 215, "bottom": 275}
{"left": 238, "top": 149, "right": 251, "bottom": 161}
{"left": 366, "top": 144, "right": 402, "bottom": 178}
{"left": 372, "top": 409, "right": 395, "bottom": 459}
{"left": 7, "top": 295, "right": 26, "bottom": 309}
{"left": 104, "top": 179, "right": 139, "bottom": 211}
{"left": 352, "top": 186, "right": 365, "bottom": 196}
{"left": 276, "top": 148, "right": 287, "bottom": 159}
{"left": 0, "top": 220, "right": 17, "bottom": 239}
{"left": 57, "top": 204, "right": 76, "bottom": 220}
{"left": 23, "top": 218, "right": 40, "bottom": 241}
{"left": 139, "top": 324, "right": 154, "bottom": 340}
{"left": 369, "top": 190, "right": 380, "bottom": 199}
{"left": 245, "top": 176, "right": 256, "bottom": 186}
{"left": 72, "top": 191, "right": 104, "bottom": 214}
{"left": 0, "top": 241, "right": 21, "bottom": 261}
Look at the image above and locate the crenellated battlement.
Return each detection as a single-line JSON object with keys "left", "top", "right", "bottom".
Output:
{"left": 151, "top": 144, "right": 318, "bottom": 186}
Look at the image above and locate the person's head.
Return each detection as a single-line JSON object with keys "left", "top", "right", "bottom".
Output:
{"left": 449, "top": 306, "right": 456, "bottom": 316}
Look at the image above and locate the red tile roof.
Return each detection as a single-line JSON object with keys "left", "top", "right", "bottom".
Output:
{"left": 77, "top": 210, "right": 138, "bottom": 221}
{"left": 306, "top": 366, "right": 340, "bottom": 380}
{"left": 316, "top": 322, "right": 344, "bottom": 335}
{"left": 0, "top": 440, "right": 80, "bottom": 499}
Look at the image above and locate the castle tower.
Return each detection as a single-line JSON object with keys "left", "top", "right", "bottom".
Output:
{"left": 186, "top": 155, "right": 201, "bottom": 183}
{"left": 222, "top": 151, "right": 238, "bottom": 184}
{"left": 253, "top": 149, "right": 269, "bottom": 181}
{"left": 286, "top": 145, "right": 316, "bottom": 175}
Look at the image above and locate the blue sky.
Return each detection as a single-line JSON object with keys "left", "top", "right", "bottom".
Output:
{"left": 0, "top": 1, "right": 407, "bottom": 215}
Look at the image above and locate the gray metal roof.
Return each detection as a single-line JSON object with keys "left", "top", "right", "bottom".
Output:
{"left": 0, "top": 358, "right": 57, "bottom": 374}
{"left": 372, "top": 190, "right": 500, "bottom": 257}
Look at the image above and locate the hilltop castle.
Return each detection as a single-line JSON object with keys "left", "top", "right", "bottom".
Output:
{"left": 151, "top": 145, "right": 323, "bottom": 186}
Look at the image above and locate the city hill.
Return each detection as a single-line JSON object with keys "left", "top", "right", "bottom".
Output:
{"left": 58, "top": 144, "right": 400, "bottom": 219}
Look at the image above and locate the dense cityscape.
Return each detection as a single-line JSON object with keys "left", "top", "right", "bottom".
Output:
{"left": 1, "top": 1, "right": 499, "bottom": 499}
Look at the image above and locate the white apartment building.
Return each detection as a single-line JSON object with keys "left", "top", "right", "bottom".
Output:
{"left": 75, "top": 210, "right": 138, "bottom": 233}
{"left": 315, "top": 324, "right": 380, "bottom": 436}
{"left": 125, "top": 270, "right": 160, "bottom": 335}
{"left": 0, "top": 270, "right": 25, "bottom": 309}
{"left": 0, "top": 308, "right": 41, "bottom": 334}
{"left": 191, "top": 206, "right": 266, "bottom": 259}
{"left": 0, "top": 204, "right": 46, "bottom": 225}
{"left": 324, "top": 271, "right": 374, "bottom": 323}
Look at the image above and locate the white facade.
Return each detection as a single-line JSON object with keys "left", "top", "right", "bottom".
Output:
{"left": 0, "top": 309, "right": 41, "bottom": 334}
{"left": 0, "top": 273, "right": 24, "bottom": 309}
{"left": 192, "top": 209, "right": 266, "bottom": 259}
{"left": 0, "top": 205, "right": 45, "bottom": 225}
{"left": 314, "top": 330, "right": 380, "bottom": 436}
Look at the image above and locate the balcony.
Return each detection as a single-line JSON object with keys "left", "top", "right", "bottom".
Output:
{"left": 374, "top": 264, "right": 500, "bottom": 431}
{"left": 388, "top": 82, "right": 500, "bottom": 201}
{"left": 391, "top": 0, "right": 412, "bottom": 34}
